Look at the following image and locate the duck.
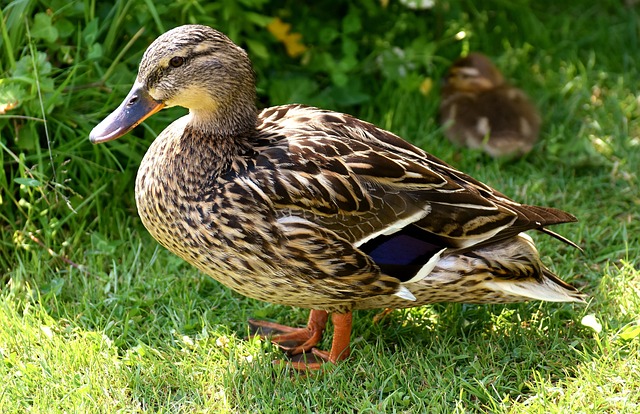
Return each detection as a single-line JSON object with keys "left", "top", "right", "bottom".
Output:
{"left": 439, "top": 52, "right": 541, "bottom": 158}
{"left": 90, "top": 25, "right": 585, "bottom": 370}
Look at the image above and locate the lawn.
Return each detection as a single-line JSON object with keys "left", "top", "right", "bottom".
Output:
{"left": 1, "top": 0, "right": 639, "bottom": 412}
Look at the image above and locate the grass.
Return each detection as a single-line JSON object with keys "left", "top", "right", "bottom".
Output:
{"left": 1, "top": 0, "right": 639, "bottom": 412}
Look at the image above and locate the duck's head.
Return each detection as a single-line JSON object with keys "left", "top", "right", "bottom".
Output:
{"left": 442, "top": 52, "right": 504, "bottom": 95}
{"left": 90, "top": 25, "right": 256, "bottom": 144}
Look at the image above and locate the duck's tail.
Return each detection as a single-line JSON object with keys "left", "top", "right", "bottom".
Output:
{"left": 483, "top": 267, "right": 586, "bottom": 303}
{"left": 395, "top": 232, "right": 586, "bottom": 305}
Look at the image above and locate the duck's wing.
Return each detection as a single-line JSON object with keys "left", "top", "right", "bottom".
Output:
{"left": 254, "top": 105, "right": 575, "bottom": 250}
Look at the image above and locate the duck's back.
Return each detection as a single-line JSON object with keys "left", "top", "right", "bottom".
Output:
{"left": 253, "top": 104, "right": 571, "bottom": 247}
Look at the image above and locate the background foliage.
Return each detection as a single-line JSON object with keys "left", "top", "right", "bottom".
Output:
{"left": 1, "top": 0, "right": 639, "bottom": 412}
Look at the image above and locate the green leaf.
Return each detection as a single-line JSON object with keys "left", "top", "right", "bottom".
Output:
{"left": 330, "top": 71, "right": 349, "bottom": 87}
{"left": 244, "top": 12, "right": 274, "bottom": 27}
{"left": 619, "top": 324, "right": 640, "bottom": 341}
{"left": 318, "top": 27, "right": 340, "bottom": 45}
{"left": 55, "top": 18, "right": 76, "bottom": 40}
{"left": 14, "top": 127, "right": 39, "bottom": 151}
{"left": 328, "top": 84, "right": 370, "bottom": 106}
{"left": 41, "top": 278, "right": 65, "bottom": 297}
{"left": 82, "top": 19, "right": 99, "bottom": 45}
{"left": 31, "top": 13, "right": 59, "bottom": 43}
{"left": 13, "top": 52, "right": 52, "bottom": 78}
{"left": 342, "top": 8, "right": 362, "bottom": 35}
{"left": 88, "top": 43, "right": 103, "bottom": 61}
{"left": 0, "top": 81, "right": 28, "bottom": 110}
{"left": 341, "top": 37, "right": 358, "bottom": 58}
{"left": 89, "top": 232, "right": 123, "bottom": 255}
{"left": 267, "top": 75, "right": 318, "bottom": 105}
{"left": 245, "top": 39, "right": 269, "bottom": 61}
{"left": 14, "top": 177, "right": 42, "bottom": 187}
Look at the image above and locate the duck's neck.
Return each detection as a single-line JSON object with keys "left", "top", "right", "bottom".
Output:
{"left": 184, "top": 100, "right": 258, "bottom": 150}
{"left": 189, "top": 97, "right": 258, "bottom": 137}
{"left": 178, "top": 103, "right": 257, "bottom": 175}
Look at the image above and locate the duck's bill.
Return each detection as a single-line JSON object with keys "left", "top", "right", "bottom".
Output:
{"left": 90, "top": 83, "right": 165, "bottom": 144}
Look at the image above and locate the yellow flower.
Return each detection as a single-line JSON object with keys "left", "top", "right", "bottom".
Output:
{"left": 267, "top": 17, "right": 308, "bottom": 58}
{"left": 419, "top": 77, "right": 433, "bottom": 96}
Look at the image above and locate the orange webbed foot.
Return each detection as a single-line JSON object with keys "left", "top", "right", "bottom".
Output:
{"left": 248, "top": 309, "right": 329, "bottom": 355}
{"left": 250, "top": 311, "right": 353, "bottom": 371}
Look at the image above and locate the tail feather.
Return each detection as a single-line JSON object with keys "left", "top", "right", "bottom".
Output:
{"left": 538, "top": 227, "right": 583, "bottom": 251}
{"left": 410, "top": 233, "right": 586, "bottom": 304}
{"left": 510, "top": 204, "right": 578, "bottom": 227}
{"left": 484, "top": 268, "right": 586, "bottom": 303}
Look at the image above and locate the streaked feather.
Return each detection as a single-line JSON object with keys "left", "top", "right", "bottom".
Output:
{"left": 93, "top": 25, "right": 584, "bottom": 321}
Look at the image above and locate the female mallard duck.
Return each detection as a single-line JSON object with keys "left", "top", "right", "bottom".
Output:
{"left": 90, "top": 25, "right": 584, "bottom": 370}
{"left": 439, "top": 52, "right": 541, "bottom": 158}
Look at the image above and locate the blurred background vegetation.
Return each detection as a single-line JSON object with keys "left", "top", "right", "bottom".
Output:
{"left": 2, "top": 0, "right": 453, "bottom": 274}
{"left": 2, "top": 0, "right": 637, "bottom": 276}
{"left": 0, "top": 0, "right": 639, "bottom": 411}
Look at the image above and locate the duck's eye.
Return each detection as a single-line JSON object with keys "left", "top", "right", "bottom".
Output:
{"left": 169, "top": 56, "right": 185, "bottom": 68}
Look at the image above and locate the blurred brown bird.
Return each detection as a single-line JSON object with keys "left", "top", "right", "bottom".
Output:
{"left": 439, "top": 52, "right": 541, "bottom": 158}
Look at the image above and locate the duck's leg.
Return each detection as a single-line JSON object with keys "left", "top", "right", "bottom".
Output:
{"left": 248, "top": 309, "right": 329, "bottom": 355}
{"left": 289, "top": 312, "right": 353, "bottom": 370}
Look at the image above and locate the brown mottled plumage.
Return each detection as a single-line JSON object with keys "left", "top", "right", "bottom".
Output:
{"left": 439, "top": 52, "right": 541, "bottom": 158}
{"left": 90, "top": 25, "right": 584, "bottom": 370}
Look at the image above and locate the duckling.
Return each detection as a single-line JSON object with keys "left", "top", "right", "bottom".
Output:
{"left": 90, "top": 25, "right": 584, "bottom": 370}
{"left": 439, "top": 52, "right": 541, "bottom": 158}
